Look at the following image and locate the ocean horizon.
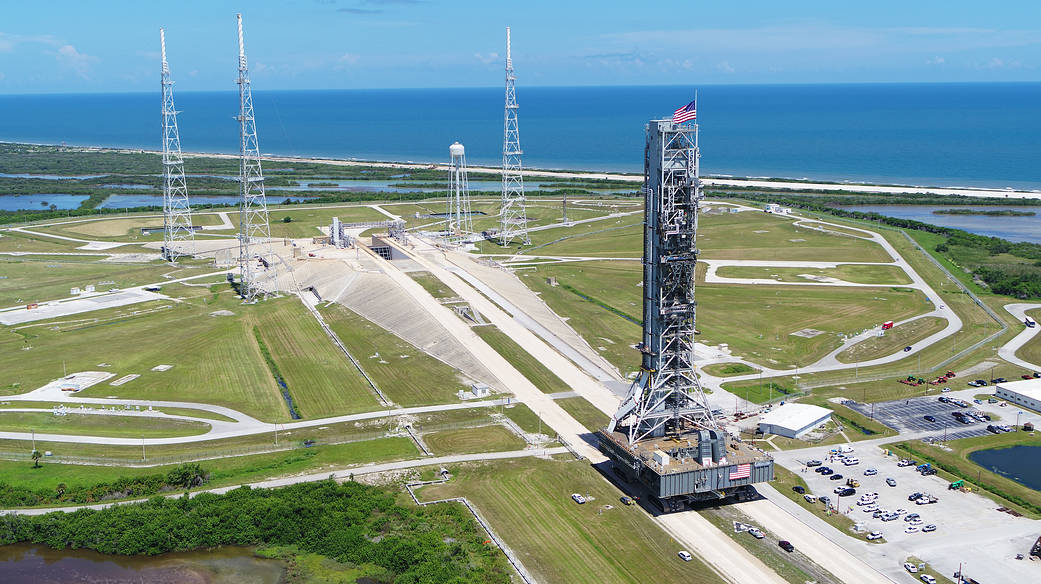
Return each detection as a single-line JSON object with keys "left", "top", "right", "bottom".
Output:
{"left": 0, "top": 82, "right": 1038, "bottom": 190}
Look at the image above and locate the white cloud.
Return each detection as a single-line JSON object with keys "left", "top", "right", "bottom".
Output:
{"left": 56, "top": 44, "right": 97, "bottom": 77}
{"left": 715, "top": 60, "right": 735, "bottom": 73}
{"left": 474, "top": 52, "right": 499, "bottom": 65}
{"left": 926, "top": 56, "right": 945, "bottom": 65}
{"left": 339, "top": 52, "right": 360, "bottom": 65}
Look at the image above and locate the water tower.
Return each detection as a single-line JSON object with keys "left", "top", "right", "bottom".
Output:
{"left": 446, "top": 142, "right": 473, "bottom": 242}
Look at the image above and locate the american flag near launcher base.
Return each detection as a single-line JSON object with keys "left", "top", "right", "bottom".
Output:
{"left": 729, "top": 463, "right": 751, "bottom": 480}
{"left": 673, "top": 99, "right": 697, "bottom": 124}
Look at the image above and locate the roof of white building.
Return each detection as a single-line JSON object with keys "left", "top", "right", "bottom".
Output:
{"left": 758, "top": 403, "right": 832, "bottom": 431}
{"left": 996, "top": 378, "right": 1041, "bottom": 401}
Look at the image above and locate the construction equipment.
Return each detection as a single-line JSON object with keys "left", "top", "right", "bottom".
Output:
{"left": 949, "top": 480, "right": 964, "bottom": 490}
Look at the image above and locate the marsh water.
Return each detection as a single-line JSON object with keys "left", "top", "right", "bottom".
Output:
{"left": 0, "top": 544, "right": 285, "bottom": 584}
{"left": 838, "top": 205, "right": 1041, "bottom": 244}
{"left": 968, "top": 444, "right": 1041, "bottom": 492}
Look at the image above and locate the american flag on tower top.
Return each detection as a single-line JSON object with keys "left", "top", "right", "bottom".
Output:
{"left": 672, "top": 99, "right": 697, "bottom": 124}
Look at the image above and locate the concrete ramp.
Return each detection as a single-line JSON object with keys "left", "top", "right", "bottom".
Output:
{"left": 294, "top": 257, "right": 498, "bottom": 389}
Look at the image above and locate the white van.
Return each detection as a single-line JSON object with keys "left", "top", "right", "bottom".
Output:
{"left": 804, "top": 494, "right": 818, "bottom": 503}
{"left": 839, "top": 444, "right": 854, "bottom": 453}
{"left": 843, "top": 457, "right": 860, "bottom": 466}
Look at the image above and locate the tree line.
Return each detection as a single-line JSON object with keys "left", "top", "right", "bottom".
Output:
{"left": 0, "top": 480, "right": 511, "bottom": 584}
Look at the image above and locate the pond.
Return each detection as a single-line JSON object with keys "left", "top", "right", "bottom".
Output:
{"left": 968, "top": 444, "right": 1041, "bottom": 492}
{"left": 96, "top": 194, "right": 316, "bottom": 209}
{"left": 0, "top": 544, "right": 285, "bottom": 584}
{"left": 0, "top": 194, "right": 89, "bottom": 211}
{"left": 837, "top": 205, "right": 1041, "bottom": 244}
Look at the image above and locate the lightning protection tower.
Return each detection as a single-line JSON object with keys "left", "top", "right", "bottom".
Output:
{"left": 499, "top": 26, "right": 529, "bottom": 245}
{"left": 446, "top": 142, "right": 473, "bottom": 242}
{"left": 159, "top": 28, "right": 194, "bottom": 262}
{"left": 596, "top": 117, "right": 773, "bottom": 512}
{"left": 236, "top": 13, "right": 276, "bottom": 302}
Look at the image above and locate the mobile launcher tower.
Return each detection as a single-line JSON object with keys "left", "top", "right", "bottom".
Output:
{"left": 596, "top": 119, "right": 773, "bottom": 512}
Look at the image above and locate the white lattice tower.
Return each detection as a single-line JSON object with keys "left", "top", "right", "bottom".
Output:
{"left": 160, "top": 28, "right": 195, "bottom": 262}
{"left": 499, "top": 26, "right": 529, "bottom": 245}
{"left": 446, "top": 142, "right": 473, "bottom": 242}
{"left": 236, "top": 14, "right": 276, "bottom": 301}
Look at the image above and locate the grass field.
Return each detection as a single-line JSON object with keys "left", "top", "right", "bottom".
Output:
{"left": 1015, "top": 308, "right": 1041, "bottom": 367}
{"left": 701, "top": 362, "right": 760, "bottom": 377}
{"left": 0, "top": 437, "right": 418, "bottom": 503}
{"left": 250, "top": 298, "right": 380, "bottom": 418}
{"left": 474, "top": 326, "right": 571, "bottom": 394}
{"left": 407, "top": 271, "right": 456, "bottom": 299}
{"left": 0, "top": 257, "right": 193, "bottom": 306}
{"left": 518, "top": 261, "right": 642, "bottom": 372}
{"left": 520, "top": 259, "right": 932, "bottom": 371}
{"left": 836, "top": 317, "right": 949, "bottom": 364}
{"left": 420, "top": 457, "right": 722, "bottom": 584}
{"left": 1, "top": 286, "right": 290, "bottom": 421}
{"left": 423, "top": 424, "right": 526, "bottom": 455}
{"left": 0, "top": 411, "right": 210, "bottom": 438}
{"left": 318, "top": 303, "right": 470, "bottom": 406}
{"left": 556, "top": 396, "right": 610, "bottom": 431}
{"left": 700, "top": 212, "right": 892, "bottom": 262}
{"left": 714, "top": 264, "right": 910, "bottom": 285}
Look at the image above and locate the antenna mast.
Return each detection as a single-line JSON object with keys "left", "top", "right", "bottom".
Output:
{"left": 499, "top": 26, "right": 529, "bottom": 245}
{"left": 236, "top": 13, "right": 275, "bottom": 301}
{"left": 160, "top": 28, "right": 195, "bottom": 262}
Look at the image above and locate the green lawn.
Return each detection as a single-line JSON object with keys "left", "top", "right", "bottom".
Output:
{"left": 0, "top": 257, "right": 191, "bottom": 306}
{"left": 318, "top": 303, "right": 470, "bottom": 406}
{"left": 701, "top": 362, "right": 760, "bottom": 377}
{"left": 474, "top": 326, "right": 572, "bottom": 393}
{"left": 1015, "top": 308, "right": 1041, "bottom": 368}
{"left": 0, "top": 437, "right": 418, "bottom": 503}
{"left": 2, "top": 287, "right": 291, "bottom": 421}
{"left": 423, "top": 425, "right": 526, "bottom": 455}
{"left": 519, "top": 259, "right": 931, "bottom": 371}
{"left": 556, "top": 396, "right": 610, "bottom": 431}
{"left": 836, "top": 317, "right": 949, "bottom": 364}
{"left": 251, "top": 298, "right": 380, "bottom": 418}
{"left": 407, "top": 271, "right": 456, "bottom": 299}
{"left": 699, "top": 212, "right": 892, "bottom": 262}
{"left": 420, "top": 457, "right": 723, "bottom": 584}
{"left": 714, "top": 264, "right": 910, "bottom": 285}
{"left": 0, "top": 411, "right": 210, "bottom": 438}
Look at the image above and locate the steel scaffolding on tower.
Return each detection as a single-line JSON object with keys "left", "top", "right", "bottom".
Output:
{"left": 498, "top": 26, "right": 529, "bottom": 245}
{"left": 235, "top": 13, "right": 276, "bottom": 302}
{"left": 159, "top": 28, "right": 194, "bottom": 263}
{"left": 609, "top": 118, "right": 715, "bottom": 443}
{"left": 446, "top": 141, "right": 473, "bottom": 243}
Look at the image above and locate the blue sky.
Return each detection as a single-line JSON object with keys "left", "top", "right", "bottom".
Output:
{"left": 0, "top": 0, "right": 1037, "bottom": 94}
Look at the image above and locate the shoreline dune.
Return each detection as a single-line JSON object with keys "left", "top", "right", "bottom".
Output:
{"left": 14, "top": 141, "right": 1041, "bottom": 201}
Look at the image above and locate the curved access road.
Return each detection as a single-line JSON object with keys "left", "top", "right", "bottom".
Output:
{"left": 999, "top": 304, "right": 1041, "bottom": 370}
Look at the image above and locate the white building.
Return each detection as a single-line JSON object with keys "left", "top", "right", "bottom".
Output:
{"left": 758, "top": 403, "right": 832, "bottom": 438}
{"left": 764, "top": 203, "right": 792, "bottom": 215}
{"left": 994, "top": 379, "right": 1041, "bottom": 413}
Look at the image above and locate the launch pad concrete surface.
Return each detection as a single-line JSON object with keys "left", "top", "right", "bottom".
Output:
{"left": 0, "top": 288, "right": 168, "bottom": 325}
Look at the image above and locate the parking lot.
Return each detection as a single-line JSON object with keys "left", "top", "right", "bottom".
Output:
{"left": 774, "top": 442, "right": 1040, "bottom": 583}
{"left": 847, "top": 395, "right": 992, "bottom": 439}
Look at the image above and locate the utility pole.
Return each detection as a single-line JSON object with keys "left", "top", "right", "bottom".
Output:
{"left": 31, "top": 429, "right": 35, "bottom": 453}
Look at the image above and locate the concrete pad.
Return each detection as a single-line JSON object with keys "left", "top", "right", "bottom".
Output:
{"left": 0, "top": 289, "right": 168, "bottom": 325}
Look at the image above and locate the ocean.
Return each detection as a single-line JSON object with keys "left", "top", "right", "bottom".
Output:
{"left": 0, "top": 83, "right": 1038, "bottom": 189}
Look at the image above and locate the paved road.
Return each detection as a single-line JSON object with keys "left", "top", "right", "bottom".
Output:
{"left": 999, "top": 304, "right": 1041, "bottom": 370}
{"left": 0, "top": 447, "right": 568, "bottom": 516}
